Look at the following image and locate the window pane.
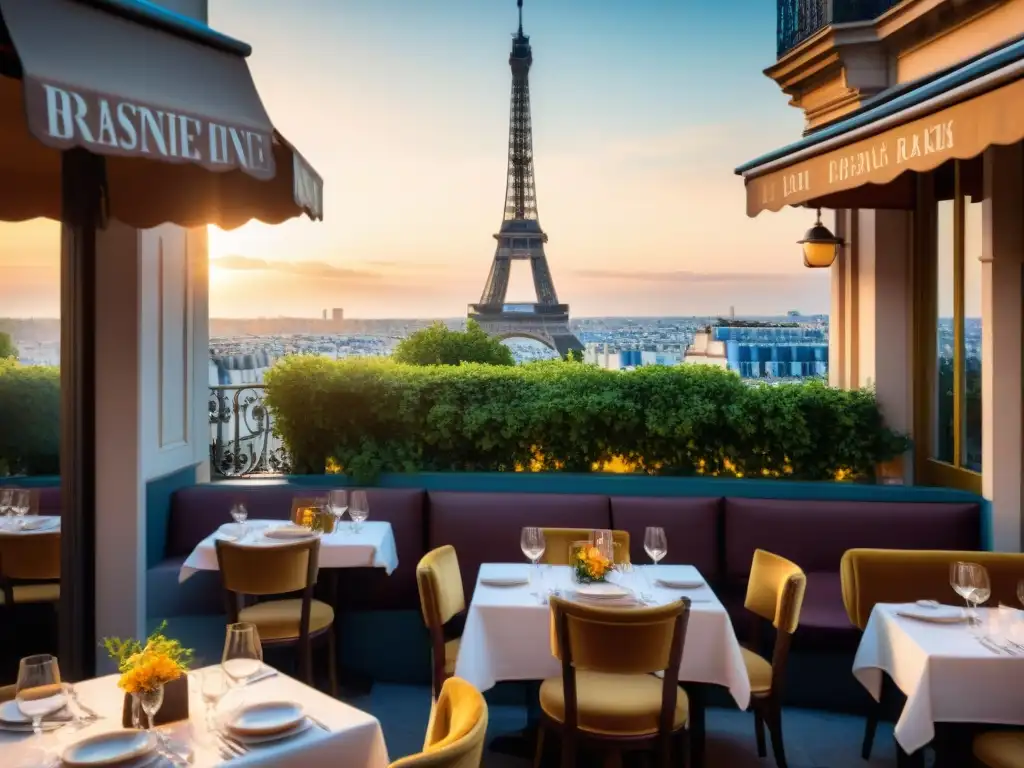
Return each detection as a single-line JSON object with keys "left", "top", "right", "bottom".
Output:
{"left": 934, "top": 199, "right": 955, "bottom": 463}
{"left": 963, "top": 196, "right": 983, "bottom": 471}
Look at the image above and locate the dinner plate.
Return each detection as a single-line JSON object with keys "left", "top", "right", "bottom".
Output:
{"left": 574, "top": 583, "right": 630, "bottom": 599}
{"left": 0, "top": 699, "right": 72, "bottom": 727}
{"left": 225, "top": 701, "right": 305, "bottom": 737}
{"left": 263, "top": 525, "right": 315, "bottom": 541}
{"left": 655, "top": 577, "right": 705, "bottom": 589}
{"left": 229, "top": 717, "right": 314, "bottom": 745}
{"left": 62, "top": 730, "right": 157, "bottom": 767}
{"left": 896, "top": 605, "right": 967, "bottom": 623}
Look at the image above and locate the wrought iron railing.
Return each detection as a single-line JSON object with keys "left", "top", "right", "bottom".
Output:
{"left": 777, "top": 0, "right": 902, "bottom": 57}
{"left": 209, "top": 384, "right": 289, "bottom": 478}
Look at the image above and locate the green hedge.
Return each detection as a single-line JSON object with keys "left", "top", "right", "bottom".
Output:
{"left": 264, "top": 356, "right": 909, "bottom": 484}
{"left": 0, "top": 359, "right": 60, "bottom": 476}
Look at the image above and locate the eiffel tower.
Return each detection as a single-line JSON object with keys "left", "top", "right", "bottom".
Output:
{"left": 468, "top": 0, "right": 584, "bottom": 359}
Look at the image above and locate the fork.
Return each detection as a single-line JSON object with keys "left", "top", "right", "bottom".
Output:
{"left": 217, "top": 731, "right": 248, "bottom": 758}
{"left": 66, "top": 685, "right": 101, "bottom": 722}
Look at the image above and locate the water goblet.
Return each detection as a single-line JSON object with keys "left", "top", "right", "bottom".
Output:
{"left": 0, "top": 487, "right": 13, "bottom": 530}
{"left": 349, "top": 491, "right": 369, "bottom": 533}
{"left": 644, "top": 526, "right": 667, "bottom": 566}
{"left": 520, "top": 527, "right": 546, "bottom": 594}
{"left": 12, "top": 489, "right": 30, "bottom": 530}
{"left": 229, "top": 503, "right": 249, "bottom": 540}
{"left": 328, "top": 489, "right": 348, "bottom": 534}
{"left": 951, "top": 561, "right": 990, "bottom": 625}
{"left": 137, "top": 686, "right": 165, "bottom": 736}
{"left": 197, "top": 669, "right": 228, "bottom": 731}
{"left": 222, "top": 622, "right": 264, "bottom": 688}
{"left": 16, "top": 654, "right": 67, "bottom": 756}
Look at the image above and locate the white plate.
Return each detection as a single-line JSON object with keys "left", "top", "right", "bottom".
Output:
{"left": 481, "top": 577, "right": 528, "bottom": 586}
{"left": 17, "top": 517, "right": 58, "bottom": 532}
{"left": 655, "top": 578, "right": 705, "bottom": 589}
{"left": 62, "top": 730, "right": 157, "bottom": 767}
{"left": 575, "top": 583, "right": 630, "bottom": 599}
{"left": 226, "top": 701, "right": 304, "bottom": 737}
{"left": 263, "top": 525, "right": 315, "bottom": 540}
{"left": 896, "top": 606, "right": 967, "bottom": 623}
{"left": 230, "top": 717, "right": 314, "bottom": 745}
{"left": 0, "top": 699, "right": 72, "bottom": 726}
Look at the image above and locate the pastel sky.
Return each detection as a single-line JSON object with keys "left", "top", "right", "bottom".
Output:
{"left": 0, "top": 0, "right": 827, "bottom": 319}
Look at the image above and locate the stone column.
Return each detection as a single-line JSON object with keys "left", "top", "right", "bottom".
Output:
{"left": 981, "top": 143, "right": 1023, "bottom": 552}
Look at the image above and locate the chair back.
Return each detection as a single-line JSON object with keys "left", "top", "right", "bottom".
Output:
{"left": 744, "top": 549, "right": 806, "bottom": 634}
{"left": 841, "top": 549, "right": 1024, "bottom": 630}
{"left": 215, "top": 538, "right": 320, "bottom": 597}
{"left": 540, "top": 528, "right": 630, "bottom": 566}
{"left": 0, "top": 684, "right": 14, "bottom": 703}
{"left": 388, "top": 677, "right": 488, "bottom": 768}
{"left": 549, "top": 595, "right": 688, "bottom": 675}
{"left": 0, "top": 532, "right": 60, "bottom": 580}
{"left": 417, "top": 545, "right": 466, "bottom": 628}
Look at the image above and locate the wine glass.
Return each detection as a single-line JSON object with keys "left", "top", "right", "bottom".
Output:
{"left": 349, "top": 491, "right": 369, "bottom": 533}
{"left": 12, "top": 489, "right": 30, "bottom": 530}
{"left": 644, "top": 527, "right": 667, "bottom": 566}
{"left": 0, "top": 488, "right": 13, "bottom": 530}
{"left": 328, "top": 489, "right": 348, "bottom": 534}
{"left": 229, "top": 503, "right": 248, "bottom": 539}
{"left": 197, "top": 669, "right": 228, "bottom": 731}
{"left": 222, "top": 622, "right": 264, "bottom": 688}
{"left": 16, "top": 654, "right": 67, "bottom": 749}
{"left": 951, "top": 561, "right": 989, "bottom": 624}
{"left": 137, "top": 685, "right": 165, "bottom": 736}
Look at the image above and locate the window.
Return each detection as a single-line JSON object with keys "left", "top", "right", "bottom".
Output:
{"left": 916, "top": 159, "right": 983, "bottom": 490}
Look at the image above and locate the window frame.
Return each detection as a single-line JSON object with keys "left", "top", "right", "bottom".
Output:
{"left": 913, "top": 161, "right": 982, "bottom": 493}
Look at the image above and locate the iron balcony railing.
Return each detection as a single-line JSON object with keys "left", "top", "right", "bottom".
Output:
{"left": 209, "top": 384, "right": 289, "bottom": 478}
{"left": 777, "top": 0, "right": 903, "bottom": 57}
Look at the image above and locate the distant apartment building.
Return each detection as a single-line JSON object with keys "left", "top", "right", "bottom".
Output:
{"left": 583, "top": 344, "right": 683, "bottom": 371}
{"left": 683, "top": 324, "right": 828, "bottom": 380}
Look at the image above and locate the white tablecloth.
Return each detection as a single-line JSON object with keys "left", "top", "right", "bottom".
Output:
{"left": 179, "top": 521, "right": 399, "bottom": 583}
{"left": 455, "top": 563, "right": 751, "bottom": 710}
{"left": 0, "top": 666, "right": 390, "bottom": 768}
{"left": 853, "top": 603, "right": 1024, "bottom": 754}
{"left": 0, "top": 515, "right": 60, "bottom": 534}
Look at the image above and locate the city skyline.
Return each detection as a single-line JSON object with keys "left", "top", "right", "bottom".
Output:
{"left": 0, "top": 0, "right": 828, "bottom": 319}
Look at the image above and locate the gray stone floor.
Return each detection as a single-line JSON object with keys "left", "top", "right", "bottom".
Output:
{"left": 350, "top": 683, "right": 927, "bottom": 768}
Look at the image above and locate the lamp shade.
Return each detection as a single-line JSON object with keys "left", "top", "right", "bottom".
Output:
{"left": 798, "top": 213, "right": 843, "bottom": 268}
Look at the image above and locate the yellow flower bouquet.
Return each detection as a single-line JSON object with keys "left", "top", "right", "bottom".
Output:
{"left": 104, "top": 620, "right": 193, "bottom": 694}
{"left": 572, "top": 543, "right": 614, "bottom": 584}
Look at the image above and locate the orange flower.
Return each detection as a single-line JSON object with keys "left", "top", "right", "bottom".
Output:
{"left": 117, "top": 651, "right": 184, "bottom": 694}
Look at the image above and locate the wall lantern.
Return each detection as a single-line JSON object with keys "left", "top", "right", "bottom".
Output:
{"left": 798, "top": 208, "right": 844, "bottom": 268}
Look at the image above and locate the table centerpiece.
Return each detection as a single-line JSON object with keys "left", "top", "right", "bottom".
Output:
{"left": 570, "top": 541, "right": 614, "bottom": 584}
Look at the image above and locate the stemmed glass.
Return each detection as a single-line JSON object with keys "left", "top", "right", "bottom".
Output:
{"left": 644, "top": 527, "right": 667, "bottom": 566}
{"left": 222, "top": 622, "right": 264, "bottom": 689}
{"left": 12, "top": 489, "right": 30, "bottom": 530}
{"left": 16, "top": 654, "right": 67, "bottom": 754}
{"left": 328, "top": 489, "right": 348, "bottom": 534}
{"left": 137, "top": 686, "right": 165, "bottom": 737}
{"left": 229, "top": 503, "right": 249, "bottom": 540}
{"left": 0, "top": 488, "right": 12, "bottom": 530}
{"left": 950, "top": 561, "right": 990, "bottom": 624}
{"left": 349, "top": 491, "right": 369, "bottom": 533}
{"left": 196, "top": 668, "right": 228, "bottom": 731}
{"left": 520, "top": 527, "right": 546, "bottom": 595}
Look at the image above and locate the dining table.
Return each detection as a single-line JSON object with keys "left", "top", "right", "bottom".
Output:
{"left": 0, "top": 665, "right": 390, "bottom": 768}
{"left": 0, "top": 515, "right": 60, "bottom": 534}
{"left": 177, "top": 520, "right": 399, "bottom": 583}
{"left": 456, "top": 562, "right": 751, "bottom": 767}
{"left": 853, "top": 603, "right": 1024, "bottom": 765}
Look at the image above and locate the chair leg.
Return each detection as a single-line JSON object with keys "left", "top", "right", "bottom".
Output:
{"left": 533, "top": 723, "right": 546, "bottom": 768}
{"left": 561, "top": 732, "right": 576, "bottom": 768}
{"left": 766, "top": 704, "right": 787, "bottom": 768}
{"left": 327, "top": 626, "right": 339, "bottom": 698}
{"left": 753, "top": 708, "right": 767, "bottom": 758}
{"left": 861, "top": 702, "right": 880, "bottom": 760}
{"left": 658, "top": 732, "right": 673, "bottom": 768}
{"left": 301, "top": 637, "right": 313, "bottom": 687}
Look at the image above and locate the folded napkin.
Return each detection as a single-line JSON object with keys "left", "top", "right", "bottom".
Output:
{"left": 480, "top": 566, "right": 529, "bottom": 586}
{"left": 655, "top": 577, "right": 704, "bottom": 589}
{"left": 245, "top": 666, "right": 279, "bottom": 686}
{"left": 896, "top": 605, "right": 966, "bottom": 623}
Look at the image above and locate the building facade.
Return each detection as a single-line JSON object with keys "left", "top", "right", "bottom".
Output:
{"left": 738, "top": 0, "right": 1024, "bottom": 551}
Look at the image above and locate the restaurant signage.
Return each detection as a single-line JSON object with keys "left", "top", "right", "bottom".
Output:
{"left": 743, "top": 77, "right": 1024, "bottom": 216}
{"left": 25, "top": 81, "right": 276, "bottom": 180}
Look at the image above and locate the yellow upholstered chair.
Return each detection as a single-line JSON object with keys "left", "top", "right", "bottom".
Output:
{"left": 740, "top": 549, "right": 806, "bottom": 768}
{"left": 0, "top": 532, "right": 61, "bottom": 605}
{"left": 974, "top": 731, "right": 1024, "bottom": 768}
{"left": 539, "top": 528, "right": 630, "bottom": 566}
{"left": 536, "top": 595, "right": 691, "bottom": 768}
{"left": 389, "top": 676, "right": 488, "bottom": 768}
{"left": 215, "top": 537, "right": 337, "bottom": 695}
{"left": 841, "top": 548, "right": 1024, "bottom": 760}
{"left": 417, "top": 546, "right": 466, "bottom": 699}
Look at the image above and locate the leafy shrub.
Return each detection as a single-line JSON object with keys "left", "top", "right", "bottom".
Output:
{"left": 393, "top": 320, "right": 515, "bottom": 366}
{"left": 264, "top": 356, "right": 909, "bottom": 484}
{"left": 0, "top": 332, "right": 16, "bottom": 360}
{"left": 0, "top": 358, "right": 60, "bottom": 476}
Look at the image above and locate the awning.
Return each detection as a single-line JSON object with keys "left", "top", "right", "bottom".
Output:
{"left": 737, "top": 34, "right": 1024, "bottom": 217}
{"left": 0, "top": 0, "right": 323, "bottom": 228}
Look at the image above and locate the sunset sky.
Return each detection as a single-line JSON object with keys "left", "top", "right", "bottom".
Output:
{"left": 0, "top": 0, "right": 827, "bottom": 319}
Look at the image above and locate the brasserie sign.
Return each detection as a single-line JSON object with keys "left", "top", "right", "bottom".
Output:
{"left": 743, "top": 76, "right": 1024, "bottom": 216}
{"left": 27, "top": 82, "right": 276, "bottom": 180}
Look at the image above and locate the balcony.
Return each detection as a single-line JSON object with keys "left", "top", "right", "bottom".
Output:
{"left": 777, "top": 0, "right": 902, "bottom": 57}
{"left": 208, "top": 384, "right": 290, "bottom": 478}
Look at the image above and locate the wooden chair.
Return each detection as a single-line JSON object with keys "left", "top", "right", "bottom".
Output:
{"left": 974, "top": 731, "right": 1024, "bottom": 768}
{"left": 389, "top": 676, "right": 488, "bottom": 768}
{"left": 215, "top": 537, "right": 337, "bottom": 696}
{"left": 0, "top": 532, "right": 60, "bottom": 606}
{"left": 739, "top": 549, "right": 806, "bottom": 768}
{"left": 416, "top": 546, "right": 466, "bottom": 699}
{"left": 536, "top": 595, "right": 691, "bottom": 768}
{"left": 539, "top": 528, "right": 630, "bottom": 566}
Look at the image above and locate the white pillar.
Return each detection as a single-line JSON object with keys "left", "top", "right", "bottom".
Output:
{"left": 829, "top": 210, "right": 849, "bottom": 388}
{"left": 981, "top": 143, "right": 1023, "bottom": 552}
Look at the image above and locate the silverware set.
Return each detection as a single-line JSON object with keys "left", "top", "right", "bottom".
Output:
{"left": 976, "top": 635, "right": 1020, "bottom": 656}
{"left": 214, "top": 717, "right": 330, "bottom": 761}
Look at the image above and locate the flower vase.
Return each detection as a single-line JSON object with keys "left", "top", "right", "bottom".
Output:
{"left": 121, "top": 676, "right": 189, "bottom": 728}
